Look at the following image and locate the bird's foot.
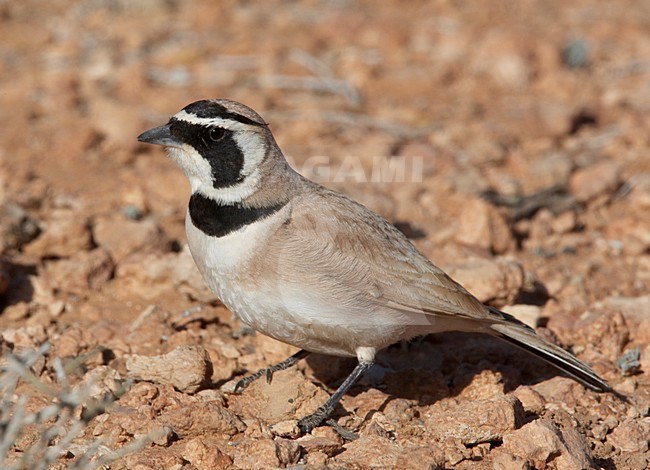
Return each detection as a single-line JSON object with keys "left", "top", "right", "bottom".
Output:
{"left": 325, "top": 419, "right": 358, "bottom": 441}
{"left": 297, "top": 406, "right": 328, "bottom": 434}
{"left": 296, "top": 409, "right": 358, "bottom": 441}
{"left": 231, "top": 350, "right": 310, "bottom": 394}
{"left": 233, "top": 369, "right": 267, "bottom": 394}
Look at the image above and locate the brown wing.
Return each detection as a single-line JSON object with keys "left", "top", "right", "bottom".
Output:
{"left": 263, "top": 183, "right": 507, "bottom": 325}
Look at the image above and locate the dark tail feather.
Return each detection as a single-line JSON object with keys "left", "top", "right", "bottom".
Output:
{"left": 490, "top": 321, "right": 613, "bottom": 393}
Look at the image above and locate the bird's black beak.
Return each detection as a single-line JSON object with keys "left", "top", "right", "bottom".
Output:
{"left": 137, "top": 124, "right": 182, "bottom": 148}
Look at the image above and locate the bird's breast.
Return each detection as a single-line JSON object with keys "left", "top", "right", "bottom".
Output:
{"left": 185, "top": 202, "right": 290, "bottom": 274}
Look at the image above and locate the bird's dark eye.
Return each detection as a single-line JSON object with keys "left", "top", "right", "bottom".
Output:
{"left": 209, "top": 127, "right": 226, "bottom": 142}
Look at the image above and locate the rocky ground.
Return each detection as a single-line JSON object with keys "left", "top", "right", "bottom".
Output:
{"left": 1, "top": 0, "right": 649, "bottom": 468}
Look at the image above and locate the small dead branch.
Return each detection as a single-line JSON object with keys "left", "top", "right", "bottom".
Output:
{"left": 0, "top": 343, "right": 153, "bottom": 469}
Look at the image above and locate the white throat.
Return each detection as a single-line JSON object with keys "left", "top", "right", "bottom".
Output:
{"left": 166, "top": 130, "right": 267, "bottom": 205}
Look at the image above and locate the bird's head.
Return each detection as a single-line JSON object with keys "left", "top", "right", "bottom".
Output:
{"left": 138, "top": 99, "right": 290, "bottom": 205}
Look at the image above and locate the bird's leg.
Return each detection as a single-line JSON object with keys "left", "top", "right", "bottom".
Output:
{"left": 234, "top": 349, "right": 310, "bottom": 393}
{"left": 297, "top": 361, "right": 372, "bottom": 435}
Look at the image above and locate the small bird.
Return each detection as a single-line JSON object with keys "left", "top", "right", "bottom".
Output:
{"left": 137, "top": 99, "right": 612, "bottom": 434}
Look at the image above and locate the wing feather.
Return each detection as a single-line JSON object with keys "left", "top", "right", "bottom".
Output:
{"left": 263, "top": 184, "right": 504, "bottom": 326}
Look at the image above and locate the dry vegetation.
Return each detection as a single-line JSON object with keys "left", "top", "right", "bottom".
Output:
{"left": 0, "top": 1, "right": 649, "bottom": 468}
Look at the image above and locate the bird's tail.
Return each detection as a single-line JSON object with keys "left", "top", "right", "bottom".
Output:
{"left": 489, "top": 313, "right": 612, "bottom": 393}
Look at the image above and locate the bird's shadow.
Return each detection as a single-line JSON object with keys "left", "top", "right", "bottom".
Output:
{"left": 303, "top": 331, "right": 566, "bottom": 410}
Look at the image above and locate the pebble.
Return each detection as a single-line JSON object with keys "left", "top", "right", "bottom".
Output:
{"left": 607, "top": 420, "right": 650, "bottom": 453}
{"left": 445, "top": 256, "right": 524, "bottom": 306}
{"left": 562, "top": 38, "right": 589, "bottom": 69}
{"left": 569, "top": 160, "right": 622, "bottom": 203}
{"left": 501, "top": 419, "right": 592, "bottom": 469}
{"left": 0, "top": 201, "right": 41, "bottom": 252}
{"left": 335, "top": 434, "right": 403, "bottom": 468}
{"left": 455, "top": 197, "right": 515, "bottom": 254}
{"left": 423, "top": 395, "right": 524, "bottom": 445}
{"left": 42, "top": 247, "right": 115, "bottom": 296}
{"left": 24, "top": 209, "right": 91, "bottom": 258}
{"left": 231, "top": 438, "right": 281, "bottom": 468}
{"left": 271, "top": 420, "right": 300, "bottom": 439}
{"left": 502, "top": 304, "right": 543, "bottom": 328}
{"left": 181, "top": 437, "right": 233, "bottom": 469}
{"left": 93, "top": 214, "right": 169, "bottom": 262}
{"left": 126, "top": 345, "right": 213, "bottom": 394}
{"left": 617, "top": 346, "right": 641, "bottom": 376}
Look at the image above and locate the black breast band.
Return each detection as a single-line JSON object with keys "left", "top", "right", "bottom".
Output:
{"left": 188, "top": 193, "right": 287, "bottom": 238}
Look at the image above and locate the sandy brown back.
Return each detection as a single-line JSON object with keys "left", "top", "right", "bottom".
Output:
{"left": 253, "top": 178, "right": 508, "bottom": 326}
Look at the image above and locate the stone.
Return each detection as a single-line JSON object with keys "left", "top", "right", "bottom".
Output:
{"left": 271, "top": 420, "right": 300, "bottom": 439}
{"left": 595, "top": 295, "right": 650, "bottom": 344}
{"left": 394, "top": 445, "right": 447, "bottom": 469}
{"left": 604, "top": 216, "right": 650, "bottom": 256}
{"left": 501, "top": 419, "right": 592, "bottom": 470}
{"left": 471, "top": 35, "right": 530, "bottom": 89}
{"left": 502, "top": 304, "right": 543, "bottom": 328}
{"left": 231, "top": 438, "right": 280, "bottom": 469}
{"left": 423, "top": 395, "right": 524, "bottom": 445}
{"left": 2, "top": 302, "right": 30, "bottom": 321}
{"left": 1, "top": 324, "right": 48, "bottom": 350}
{"left": 616, "top": 347, "right": 641, "bottom": 376}
{"left": 42, "top": 248, "right": 114, "bottom": 296}
{"left": 181, "top": 437, "right": 233, "bottom": 470}
{"left": 511, "top": 386, "right": 546, "bottom": 415}
{"left": 115, "top": 247, "right": 212, "bottom": 301}
{"left": 296, "top": 435, "right": 341, "bottom": 456}
{"left": 50, "top": 325, "right": 86, "bottom": 358}
{"left": 530, "top": 151, "right": 573, "bottom": 191}
{"left": 123, "top": 448, "right": 185, "bottom": 470}
{"left": 147, "top": 425, "right": 175, "bottom": 446}
{"left": 550, "top": 210, "right": 577, "bottom": 234}
{"left": 570, "top": 160, "right": 622, "bottom": 203}
{"left": 445, "top": 257, "right": 524, "bottom": 306}
{"left": 456, "top": 197, "right": 515, "bottom": 254}
{"left": 93, "top": 213, "right": 168, "bottom": 262}
{"left": 24, "top": 209, "right": 91, "bottom": 258}
{"left": 574, "top": 310, "right": 629, "bottom": 360}
{"left": 454, "top": 369, "right": 505, "bottom": 401}
{"left": 440, "top": 438, "right": 472, "bottom": 466}
{"left": 531, "top": 377, "right": 583, "bottom": 408}
{"left": 335, "top": 434, "right": 403, "bottom": 468}
{"left": 562, "top": 38, "right": 589, "bottom": 69}
{"left": 204, "top": 346, "right": 237, "bottom": 385}
{"left": 126, "top": 345, "right": 213, "bottom": 394}
{"left": 274, "top": 438, "right": 301, "bottom": 466}
{"left": 305, "top": 451, "right": 329, "bottom": 466}
{"left": 607, "top": 419, "right": 650, "bottom": 453}
{"left": 492, "top": 451, "right": 531, "bottom": 470}
{"left": 0, "top": 201, "right": 41, "bottom": 252}
{"left": 158, "top": 401, "right": 245, "bottom": 438}
{"left": 536, "top": 101, "right": 576, "bottom": 136}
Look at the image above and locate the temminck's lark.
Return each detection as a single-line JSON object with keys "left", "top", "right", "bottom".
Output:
{"left": 138, "top": 99, "right": 612, "bottom": 435}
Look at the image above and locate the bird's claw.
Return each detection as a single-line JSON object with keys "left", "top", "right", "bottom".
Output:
{"left": 296, "top": 414, "right": 358, "bottom": 441}
{"left": 232, "top": 379, "right": 247, "bottom": 394}
{"left": 325, "top": 419, "right": 359, "bottom": 441}
{"left": 297, "top": 416, "right": 317, "bottom": 435}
